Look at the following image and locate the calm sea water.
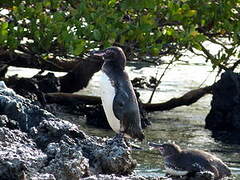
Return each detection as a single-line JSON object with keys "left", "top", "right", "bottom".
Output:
{"left": 7, "top": 54, "right": 240, "bottom": 179}
{"left": 75, "top": 58, "right": 240, "bottom": 179}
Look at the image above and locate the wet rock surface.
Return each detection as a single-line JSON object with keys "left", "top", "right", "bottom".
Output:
{"left": 43, "top": 136, "right": 89, "bottom": 180}
{"left": 83, "top": 174, "right": 152, "bottom": 180}
{"left": 82, "top": 172, "right": 216, "bottom": 180}
{"left": 82, "top": 136, "right": 136, "bottom": 175}
{"left": 30, "top": 118, "right": 86, "bottom": 149}
{"left": 0, "top": 127, "right": 47, "bottom": 180}
{"left": 0, "top": 81, "right": 55, "bottom": 132}
{"left": 205, "top": 71, "right": 240, "bottom": 143}
{"left": 0, "top": 81, "right": 138, "bottom": 180}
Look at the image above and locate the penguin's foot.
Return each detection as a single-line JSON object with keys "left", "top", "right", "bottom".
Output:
{"left": 112, "top": 133, "right": 143, "bottom": 150}
{"left": 109, "top": 133, "right": 127, "bottom": 147}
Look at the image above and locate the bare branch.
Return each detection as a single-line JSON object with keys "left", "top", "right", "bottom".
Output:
{"left": 199, "top": 43, "right": 228, "bottom": 71}
{"left": 147, "top": 55, "right": 180, "bottom": 103}
{"left": 230, "top": 60, "right": 240, "bottom": 71}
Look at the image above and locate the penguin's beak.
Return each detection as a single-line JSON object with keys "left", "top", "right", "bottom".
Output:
{"left": 148, "top": 142, "right": 164, "bottom": 154}
{"left": 90, "top": 50, "right": 106, "bottom": 58}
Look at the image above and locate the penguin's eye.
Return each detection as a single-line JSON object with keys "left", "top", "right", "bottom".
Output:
{"left": 105, "top": 49, "right": 115, "bottom": 57}
{"left": 106, "top": 50, "right": 112, "bottom": 54}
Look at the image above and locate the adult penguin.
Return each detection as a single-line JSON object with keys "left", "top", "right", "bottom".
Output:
{"left": 91, "top": 46, "right": 144, "bottom": 141}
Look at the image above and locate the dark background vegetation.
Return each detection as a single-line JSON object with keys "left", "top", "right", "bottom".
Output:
{"left": 1, "top": 0, "right": 239, "bottom": 70}
{"left": 0, "top": 0, "right": 239, "bottom": 110}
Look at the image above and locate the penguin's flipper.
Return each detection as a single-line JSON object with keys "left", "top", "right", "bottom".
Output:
{"left": 112, "top": 89, "right": 129, "bottom": 120}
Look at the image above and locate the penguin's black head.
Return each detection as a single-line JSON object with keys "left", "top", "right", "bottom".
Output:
{"left": 149, "top": 142, "right": 181, "bottom": 157}
{"left": 91, "top": 46, "right": 126, "bottom": 70}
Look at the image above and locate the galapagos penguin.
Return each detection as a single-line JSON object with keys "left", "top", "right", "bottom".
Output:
{"left": 91, "top": 47, "right": 144, "bottom": 141}
{"left": 148, "top": 142, "right": 231, "bottom": 179}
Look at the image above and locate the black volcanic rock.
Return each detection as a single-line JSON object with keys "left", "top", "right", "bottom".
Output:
{"left": 30, "top": 118, "right": 86, "bottom": 149}
{"left": 0, "top": 81, "right": 55, "bottom": 132}
{"left": 205, "top": 71, "right": 240, "bottom": 131}
{"left": 0, "top": 81, "right": 138, "bottom": 179}
{"left": 43, "top": 135, "right": 90, "bottom": 180}
{"left": 79, "top": 136, "right": 136, "bottom": 175}
{"left": 0, "top": 127, "right": 47, "bottom": 180}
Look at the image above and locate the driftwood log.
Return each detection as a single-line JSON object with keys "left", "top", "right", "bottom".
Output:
{"left": 45, "top": 85, "right": 213, "bottom": 112}
{"left": 59, "top": 57, "right": 103, "bottom": 93}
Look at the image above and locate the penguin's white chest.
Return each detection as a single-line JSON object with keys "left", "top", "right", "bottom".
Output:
{"left": 164, "top": 166, "right": 188, "bottom": 176}
{"left": 100, "top": 71, "right": 121, "bottom": 133}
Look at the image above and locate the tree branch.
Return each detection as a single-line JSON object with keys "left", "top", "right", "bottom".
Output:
{"left": 144, "top": 85, "right": 212, "bottom": 112}
{"left": 0, "top": 50, "right": 80, "bottom": 72}
{"left": 45, "top": 93, "right": 101, "bottom": 105}
{"left": 59, "top": 57, "right": 103, "bottom": 93}
{"left": 45, "top": 85, "right": 213, "bottom": 112}
{"left": 148, "top": 56, "right": 177, "bottom": 103}
{"left": 199, "top": 43, "right": 228, "bottom": 71}
{"left": 229, "top": 59, "right": 240, "bottom": 71}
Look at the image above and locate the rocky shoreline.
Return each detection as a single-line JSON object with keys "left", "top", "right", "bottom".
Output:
{"left": 0, "top": 81, "right": 230, "bottom": 180}
{"left": 0, "top": 81, "right": 140, "bottom": 180}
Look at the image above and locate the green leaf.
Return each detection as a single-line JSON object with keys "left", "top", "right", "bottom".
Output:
{"left": 93, "top": 29, "right": 101, "bottom": 41}
{"left": 73, "top": 40, "right": 85, "bottom": 55}
{"left": 182, "top": 4, "right": 190, "bottom": 10}
{"left": 53, "top": 12, "right": 65, "bottom": 22}
{"left": 192, "top": 42, "right": 202, "bottom": 50}
{"left": 151, "top": 47, "right": 160, "bottom": 56}
{"left": 35, "top": 3, "right": 43, "bottom": 13}
{"left": 166, "top": 28, "right": 174, "bottom": 36}
{"left": 8, "top": 36, "right": 19, "bottom": 49}
{"left": 2, "top": 22, "right": 8, "bottom": 30}
{"left": 119, "top": 35, "right": 126, "bottom": 44}
{"left": 43, "top": 0, "right": 51, "bottom": 7}
{"left": 0, "top": 23, "right": 8, "bottom": 43}
{"left": 108, "top": 0, "right": 117, "bottom": 6}
{"left": 186, "top": 10, "right": 197, "bottom": 17}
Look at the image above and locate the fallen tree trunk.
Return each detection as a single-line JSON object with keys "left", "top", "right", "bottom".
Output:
{"left": 45, "top": 93, "right": 101, "bottom": 105}
{"left": 45, "top": 85, "right": 213, "bottom": 112}
{"left": 144, "top": 85, "right": 213, "bottom": 112}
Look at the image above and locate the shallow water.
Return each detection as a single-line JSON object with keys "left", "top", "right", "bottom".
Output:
{"left": 134, "top": 104, "right": 240, "bottom": 179}
{"left": 76, "top": 58, "right": 240, "bottom": 179}
{"left": 7, "top": 56, "right": 240, "bottom": 179}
